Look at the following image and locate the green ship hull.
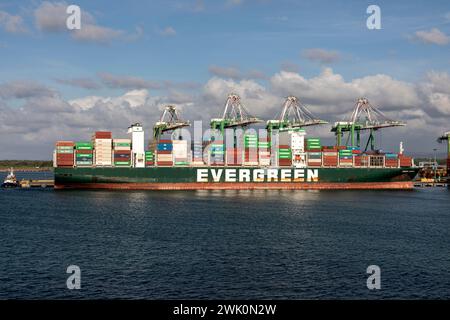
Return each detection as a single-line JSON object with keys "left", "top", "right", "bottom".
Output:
{"left": 54, "top": 166, "right": 419, "bottom": 190}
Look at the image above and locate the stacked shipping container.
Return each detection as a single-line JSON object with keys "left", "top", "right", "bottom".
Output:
{"left": 55, "top": 141, "right": 75, "bottom": 167}
{"left": 385, "top": 153, "right": 399, "bottom": 167}
{"left": 157, "top": 140, "right": 173, "bottom": 166}
{"left": 173, "top": 140, "right": 189, "bottom": 165}
{"left": 210, "top": 141, "right": 224, "bottom": 165}
{"left": 192, "top": 141, "right": 203, "bottom": 165}
{"left": 145, "top": 150, "right": 155, "bottom": 166}
{"left": 113, "top": 139, "right": 132, "bottom": 167}
{"left": 75, "top": 142, "right": 93, "bottom": 166}
{"left": 322, "top": 146, "right": 338, "bottom": 167}
{"left": 278, "top": 145, "right": 292, "bottom": 166}
{"left": 93, "top": 131, "right": 112, "bottom": 166}
{"left": 244, "top": 134, "right": 258, "bottom": 165}
{"left": 339, "top": 149, "right": 353, "bottom": 166}
{"left": 258, "top": 137, "right": 271, "bottom": 166}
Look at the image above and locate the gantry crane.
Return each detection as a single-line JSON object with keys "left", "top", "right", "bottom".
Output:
{"left": 153, "top": 105, "right": 190, "bottom": 141}
{"left": 266, "top": 96, "right": 328, "bottom": 133}
{"left": 331, "top": 98, "right": 405, "bottom": 151}
{"left": 210, "top": 93, "right": 263, "bottom": 135}
{"left": 437, "top": 131, "right": 450, "bottom": 178}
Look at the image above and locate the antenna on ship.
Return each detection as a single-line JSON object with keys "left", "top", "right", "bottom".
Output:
{"left": 153, "top": 105, "right": 191, "bottom": 141}
{"left": 210, "top": 93, "right": 263, "bottom": 134}
{"left": 266, "top": 96, "right": 328, "bottom": 133}
{"left": 331, "top": 97, "right": 405, "bottom": 151}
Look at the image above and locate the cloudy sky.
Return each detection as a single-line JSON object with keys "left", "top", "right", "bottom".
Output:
{"left": 0, "top": 0, "right": 449, "bottom": 159}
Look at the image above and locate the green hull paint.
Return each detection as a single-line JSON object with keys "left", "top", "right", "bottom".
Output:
{"left": 55, "top": 167, "right": 419, "bottom": 185}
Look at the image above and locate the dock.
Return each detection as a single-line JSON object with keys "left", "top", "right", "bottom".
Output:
{"left": 19, "top": 179, "right": 54, "bottom": 188}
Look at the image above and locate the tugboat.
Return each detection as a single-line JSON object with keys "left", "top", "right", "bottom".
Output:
{"left": 1, "top": 168, "right": 20, "bottom": 188}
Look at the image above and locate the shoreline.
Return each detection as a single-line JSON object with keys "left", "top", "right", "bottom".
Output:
{"left": 0, "top": 168, "right": 53, "bottom": 172}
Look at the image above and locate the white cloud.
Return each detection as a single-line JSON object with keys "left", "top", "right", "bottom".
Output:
{"left": 0, "top": 10, "right": 27, "bottom": 33}
{"left": 414, "top": 28, "right": 449, "bottom": 45}
{"left": 208, "top": 65, "right": 242, "bottom": 80}
{"left": 0, "top": 80, "right": 55, "bottom": 99}
{"left": 157, "top": 26, "right": 176, "bottom": 37}
{"left": 302, "top": 48, "right": 340, "bottom": 64}
{"left": 1, "top": 69, "right": 450, "bottom": 158}
{"left": 55, "top": 77, "right": 100, "bottom": 90}
{"left": 98, "top": 72, "right": 162, "bottom": 90}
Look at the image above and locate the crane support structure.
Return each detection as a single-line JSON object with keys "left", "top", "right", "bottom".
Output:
{"left": 266, "top": 96, "right": 327, "bottom": 132}
{"left": 438, "top": 131, "right": 450, "bottom": 175}
{"left": 153, "top": 105, "right": 190, "bottom": 141}
{"left": 266, "top": 96, "right": 328, "bottom": 132}
{"left": 331, "top": 98, "right": 405, "bottom": 151}
{"left": 210, "top": 93, "right": 263, "bottom": 135}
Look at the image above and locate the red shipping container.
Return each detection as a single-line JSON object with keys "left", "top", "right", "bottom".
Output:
{"left": 76, "top": 150, "right": 93, "bottom": 155}
{"left": 158, "top": 139, "right": 173, "bottom": 143}
{"left": 56, "top": 141, "right": 75, "bottom": 147}
{"left": 157, "top": 161, "right": 173, "bottom": 166}
{"left": 157, "top": 150, "right": 172, "bottom": 154}
{"left": 94, "top": 131, "right": 112, "bottom": 139}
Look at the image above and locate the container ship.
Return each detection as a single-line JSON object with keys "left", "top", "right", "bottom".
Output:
{"left": 54, "top": 95, "right": 419, "bottom": 190}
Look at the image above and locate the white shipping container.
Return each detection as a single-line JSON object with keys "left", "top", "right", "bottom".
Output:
{"left": 113, "top": 139, "right": 131, "bottom": 143}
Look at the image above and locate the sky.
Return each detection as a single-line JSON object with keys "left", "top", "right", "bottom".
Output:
{"left": 0, "top": 0, "right": 449, "bottom": 159}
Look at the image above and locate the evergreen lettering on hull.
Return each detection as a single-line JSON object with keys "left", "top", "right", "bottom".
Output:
{"left": 196, "top": 168, "right": 319, "bottom": 183}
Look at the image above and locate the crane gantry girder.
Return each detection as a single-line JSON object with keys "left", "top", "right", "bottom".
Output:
{"left": 331, "top": 98, "right": 406, "bottom": 150}
{"left": 210, "top": 93, "right": 263, "bottom": 134}
{"left": 266, "top": 96, "right": 328, "bottom": 131}
{"left": 153, "top": 105, "right": 190, "bottom": 140}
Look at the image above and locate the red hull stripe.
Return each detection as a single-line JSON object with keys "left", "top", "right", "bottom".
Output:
{"left": 55, "top": 181, "right": 414, "bottom": 190}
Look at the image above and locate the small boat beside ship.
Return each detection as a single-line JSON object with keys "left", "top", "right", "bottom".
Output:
{"left": 1, "top": 168, "right": 20, "bottom": 188}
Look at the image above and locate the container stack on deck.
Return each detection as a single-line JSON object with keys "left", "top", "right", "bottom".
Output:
{"left": 156, "top": 139, "right": 173, "bottom": 166}
{"left": 54, "top": 126, "right": 415, "bottom": 171}
{"left": 93, "top": 131, "right": 112, "bottom": 166}
{"left": 278, "top": 145, "right": 292, "bottom": 167}
{"left": 55, "top": 141, "right": 75, "bottom": 167}
{"left": 384, "top": 153, "right": 399, "bottom": 167}
{"left": 226, "top": 145, "right": 243, "bottom": 166}
{"left": 322, "top": 146, "right": 338, "bottom": 167}
{"left": 75, "top": 142, "right": 93, "bottom": 167}
{"left": 145, "top": 150, "right": 154, "bottom": 166}
{"left": 210, "top": 140, "right": 224, "bottom": 165}
{"left": 192, "top": 141, "right": 203, "bottom": 165}
{"left": 173, "top": 140, "right": 189, "bottom": 165}
{"left": 399, "top": 154, "right": 413, "bottom": 167}
{"left": 113, "top": 139, "right": 132, "bottom": 167}
{"left": 244, "top": 133, "right": 258, "bottom": 166}
{"left": 339, "top": 148, "right": 353, "bottom": 166}
{"left": 258, "top": 136, "right": 271, "bottom": 166}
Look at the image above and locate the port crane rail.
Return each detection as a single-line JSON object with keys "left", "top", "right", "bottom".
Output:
{"left": 266, "top": 96, "right": 328, "bottom": 132}
{"left": 153, "top": 105, "right": 190, "bottom": 141}
{"left": 331, "top": 98, "right": 405, "bottom": 151}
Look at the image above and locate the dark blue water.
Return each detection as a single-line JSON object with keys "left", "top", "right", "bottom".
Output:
{"left": 1, "top": 172, "right": 450, "bottom": 299}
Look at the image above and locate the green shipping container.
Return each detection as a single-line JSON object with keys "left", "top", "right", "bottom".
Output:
{"left": 76, "top": 153, "right": 93, "bottom": 158}
{"left": 75, "top": 142, "right": 93, "bottom": 150}
{"left": 75, "top": 161, "right": 92, "bottom": 165}
{"left": 114, "top": 162, "right": 131, "bottom": 166}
